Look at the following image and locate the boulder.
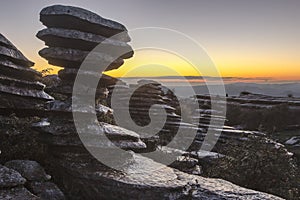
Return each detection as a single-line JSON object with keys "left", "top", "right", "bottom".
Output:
{"left": 5, "top": 160, "right": 51, "bottom": 182}
{"left": 3, "top": 160, "right": 65, "bottom": 200}
{"left": 0, "top": 165, "right": 26, "bottom": 188}
{"left": 27, "top": 181, "right": 65, "bottom": 200}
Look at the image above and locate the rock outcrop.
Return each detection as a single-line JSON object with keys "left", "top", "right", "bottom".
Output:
{"left": 0, "top": 33, "right": 65, "bottom": 199}
{"left": 34, "top": 4, "right": 284, "bottom": 200}
{"left": 108, "top": 80, "right": 189, "bottom": 149}
{"left": 0, "top": 164, "right": 38, "bottom": 200}
{"left": 35, "top": 4, "right": 145, "bottom": 154}
{"left": 0, "top": 33, "right": 54, "bottom": 162}
{"left": 0, "top": 33, "right": 53, "bottom": 113}
{"left": 185, "top": 94, "right": 300, "bottom": 199}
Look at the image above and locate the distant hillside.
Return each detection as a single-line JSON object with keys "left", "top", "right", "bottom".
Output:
{"left": 172, "top": 82, "right": 300, "bottom": 97}
{"left": 120, "top": 76, "right": 300, "bottom": 97}
{"left": 224, "top": 82, "right": 300, "bottom": 97}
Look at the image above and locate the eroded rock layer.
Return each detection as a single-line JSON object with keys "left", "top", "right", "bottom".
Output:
{"left": 0, "top": 34, "right": 53, "bottom": 112}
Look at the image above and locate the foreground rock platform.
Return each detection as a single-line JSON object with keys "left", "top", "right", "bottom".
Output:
{"left": 53, "top": 153, "right": 282, "bottom": 200}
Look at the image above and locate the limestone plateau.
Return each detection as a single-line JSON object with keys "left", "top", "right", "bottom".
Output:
{"left": 0, "top": 4, "right": 299, "bottom": 200}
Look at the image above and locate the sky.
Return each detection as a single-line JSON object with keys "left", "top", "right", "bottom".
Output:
{"left": 1, "top": 0, "right": 300, "bottom": 81}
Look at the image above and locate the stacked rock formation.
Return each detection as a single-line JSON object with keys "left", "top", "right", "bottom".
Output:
{"left": 0, "top": 34, "right": 64, "bottom": 199}
{"left": 36, "top": 4, "right": 132, "bottom": 102}
{"left": 35, "top": 4, "right": 146, "bottom": 151}
{"left": 0, "top": 33, "right": 53, "bottom": 113}
{"left": 33, "top": 5, "right": 284, "bottom": 199}
{"left": 0, "top": 33, "right": 54, "bottom": 163}
{"left": 108, "top": 80, "right": 199, "bottom": 150}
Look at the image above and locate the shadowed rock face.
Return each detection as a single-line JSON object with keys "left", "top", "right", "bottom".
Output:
{"left": 5, "top": 160, "right": 51, "bottom": 182}
{"left": 0, "top": 161, "right": 65, "bottom": 200}
{"left": 0, "top": 33, "right": 54, "bottom": 165}
{"left": 0, "top": 59, "right": 41, "bottom": 81}
{"left": 0, "top": 46, "right": 34, "bottom": 68}
{"left": 0, "top": 34, "right": 62, "bottom": 199}
{"left": 0, "top": 34, "right": 53, "bottom": 112}
{"left": 0, "top": 34, "right": 34, "bottom": 67}
{"left": 0, "top": 34, "right": 15, "bottom": 48}
{"left": 0, "top": 165, "right": 38, "bottom": 200}
{"left": 0, "top": 165, "right": 26, "bottom": 188}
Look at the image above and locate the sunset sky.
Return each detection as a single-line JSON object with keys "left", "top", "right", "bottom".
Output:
{"left": 1, "top": 0, "right": 300, "bottom": 82}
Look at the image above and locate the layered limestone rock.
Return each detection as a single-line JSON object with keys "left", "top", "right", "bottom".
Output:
{"left": 37, "top": 28, "right": 133, "bottom": 57}
{"left": 38, "top": 5, "right": 132, "bottom": 71}
{"left": 36, "top": 4, "right": 144, "bottom": 153}
{"left": 37, "top": 5, "right": 132, "bottom": 102}
{"left": 0, "top": 33, "right": 54, "bottom": 164}
{"left": 187, "top": 94, "right": 300, "bottom": 199}
{"left": 0, "top": 34, "right": 53, "bottom": 112}
{"left": 0, "top": 33, "right": 65, "bottom": 199}
{"left": 108, "top": 80, "right": 200, "bottom": 150}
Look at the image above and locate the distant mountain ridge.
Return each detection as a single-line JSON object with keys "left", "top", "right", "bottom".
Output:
{"left": 120, "top": 76, "right": 300, "bottom": 97}
{"left": 224, "top": 82, "right": 300, "bottom": 97}
{"left": 189, "top": 82, "right": 300, "bottom": 97}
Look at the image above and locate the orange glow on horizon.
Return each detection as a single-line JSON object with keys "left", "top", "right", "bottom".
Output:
{"left": 32, "top": 50, "right": 300, "bottom": 82}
